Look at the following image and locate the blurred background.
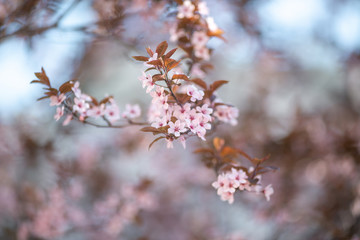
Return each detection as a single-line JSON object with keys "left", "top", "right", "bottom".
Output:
{"left": 0, "top": 0, "right": 360, "bottom": 239}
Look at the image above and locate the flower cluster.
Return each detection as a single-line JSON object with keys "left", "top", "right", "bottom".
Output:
{"left": 134, "top": 41, "right": 238, "bottom": 148}
{"left": 195, "top": 137, "right": 276, "bottom": 204}
{"left": 32, "top": 68, "right": 142, "bottom": 127}
{"left": 170, "top": 0, "right": 224, "bottom": 76}
{"left": 16, "top": 180, "right": 156, "bottom": 240}
{"left": 212, "top": 168, "right": 274, "bottom": 204}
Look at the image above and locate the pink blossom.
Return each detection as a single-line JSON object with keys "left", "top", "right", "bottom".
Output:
{"left": 73, "top": 97, "right": 89, "bottom": 115}
{"left": 54, "top": 106, "right": 64, "bottom": 121}
{"left": 190, "top": 63, "right": 206, "bottom": 78}
{"left": 173, "top": 103, "right": 192, "bottom": 121}
{"left": 87, "top": 104, "right": 105, "bottom": 118}
{"left": 198, "top": 1, "right": 209, "bottom": 16}
{"left": 150, "top": 86, "right": 165, "bottom": 103}
{"left": 104, "top": 99, "right": 120, "bottom": 123}
{"left": 49, "top": 93, "right": 66, "bottom": 106}
{"left": 220, "top": 191, "right": 234, "bottom": 204}
{"left": 151, "top": 116, "right": 168, "bottom": 128}
{"left": 138, "top": 71, "right": 155, "bottom": 93}
{"left": 168, "top": 120, "right": 187, "bottom": 137}
{"left": 191, "top": 31, "right": 209, "bottom": 49}
{"left": 263, "top": 184, "right": 274, "bottom": 201}
{"left": 71, "top": 81, "right": 81, "bottom": 97}
{"left": 194, "top": 46, "right": 210, "bottom": 61}
{"left": 122, "top": 104, "right": 141, "bottom": 119}
{"left": 177, "top": 0, "right": 195, "bottom": 19}
{"left": 214, "top": 105, "right": 239, "bottom": 126}
{"left": 206, "top": 17, "right": 219, "bottom": 32}
{"left": 170, "top": 25, "right": 185, "bottom": 42}
{"left": 229, "top": 168, "right": 248, "bottom": 186}
{"left": 186, "top": 85, "right": 204, "bottom": 102}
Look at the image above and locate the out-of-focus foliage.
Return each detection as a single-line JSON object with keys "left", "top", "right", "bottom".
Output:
{"left": 1, "top": 0, "right": 360, "bottom": 239}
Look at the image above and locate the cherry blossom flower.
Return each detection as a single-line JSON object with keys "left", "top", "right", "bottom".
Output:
{"left": 198, "top": 1, "right": 209, "bottom": 16}
{"left": 104, "top": 99, "right": 120, "bottom": 123}
{"left": 170, "top": 25, "right": 185, "bottom": 42}
{"left": 168, "top": 120, "right": 187, "bottom": 137}
{"left": 214, "top": 105, "right": 239, "bottom": 126}
{"left": 151, "top": 116, "right": 168, "bottom": 128}
{"left": 87, "top": 104, "right": 105, "bottom": 118}
{"left": 150, "top": 86, "right": 165, "bottom": 103}
{"left": 177, "top": 0, "right": 195, "bottom": 19}
{"left": 194, "top": 46, "right": 210, "bottom": 61}
{"left": 220, "top": 191, "right": 234, "bottom": 204}
{"left": 263, "top": 184, "right": 274, "bottom": 201}
{"left": 49, "top": 93, "right": 66, "bottom": 106}
{"left": 122, "top": 104, "right": 141, "bottom": 119}
{"left": 173, "top": 103, "right": 192, "bottom": 121}
{"left": 73, "top": 97, "right": 89, "bottom": 115}
{"left": 54, "top": 106, "right": 64, "bottom": 121}
{"left": 206, "top": 17, "right": 219, "bottom": 32}
{"left": 229, "top": 168, "right": 248, "bottom": 186}
{"left": 71, "top": 81, "right": 82, "bottom": 98}
{"left": 191, "top": 31, "right": 209, "bottom": 49}
{"left": 186, "top": 85, "right": 204, "bottom": 102}
{"left": 138, "top": 71, "right": 155, "bottom": 93}
{"left": 190, "top": 63, "right": 206, "bottom": 78}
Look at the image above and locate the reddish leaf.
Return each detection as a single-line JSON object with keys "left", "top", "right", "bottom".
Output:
{"left": 165, "top": 59, "right": 180, "bottom": 70}
{"left": 152, "top": 74, "right": 165, "bottom": 82}
{"left": 220, "top": 146, "right": 238, "bottom": 158}
{"left": 210, "top": 80, "right": 228, "bottom": 92}
{"left": 172, "top": 74, "right": 189, "bottom": 81}
{"left": 145, "top": 67, "right": 157, "bottom": 72}
{"left": 37, "top": 95, "right": 51, "bottom": 101}
{"left": 156, "top": 41, "right": 168, "bottom": 57}
{"left": 30, "top": 80, "right": 42, "bottom": 84}
{"left": 146, "top": 47, "right": 154, "bottom": 57}
{"left": 191, "top": 78, "right": 207, "bottom": 89}
{"left": 59, "top": 82, "right": 74, "bottom": 94}
{"left": 147, "top": 59, "right": 163, "bottom": 67}
{"left": 213, "top": 137, "right": 225, "bottom": 151}
{"left": 140, "top": 127, "right": 161, "bottom": 133}
{"left": 164, "top": 48, "right": 177, "bottom": 59}
{"left": 34, "top": 67, "right": 51, "bottom": 87}
{"left": 132, "top": 56, "right": 149, "bottom": 61}
{"left": 193, "top": 148, "right": 214, "bottom": 154}
{"left": 148, "top": 136, "right": 165, "bottom": 150}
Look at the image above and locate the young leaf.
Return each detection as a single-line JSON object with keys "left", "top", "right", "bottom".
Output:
{"left": 140, "top": 127, "right": 162, "bottom": 133}
{"left": 193, "top": 148, "right": 214, "bottom": 154}
{"left": 165, "top": 59, "right": 180, "bottom": 70}
{"left": 132, "top": 56, "right": 149, "bottom": 61}
{"left": 213, "top": 137, "right": 225, "bottom": 151}
{"left": 34, "top": 67, "right": 51, "bottom": 87}
{"left": 156, "top": 41, "right": 168, "bottom": 57}
{"left": 164, "top": 48, "right": 177, "bottom": 59}
{"left": 147, "top": 59, "right": 163, "bottom": 67}
{"left": 152, "top": 74, "right": 165, "bottom": 82}
{"left": 191, "top": 78, "right": 207, "bottom": 90}
{"left": 172, "top": 74, "right": 189, "bottom": 81}
{"left": 59, "top": 82, "right": 73, "bottom": 94}
{"left": 146, "top": 47, "right": 154, "bottom": 57}
{"left": 210, "top": 80, "right": 229, "bottom": 92}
